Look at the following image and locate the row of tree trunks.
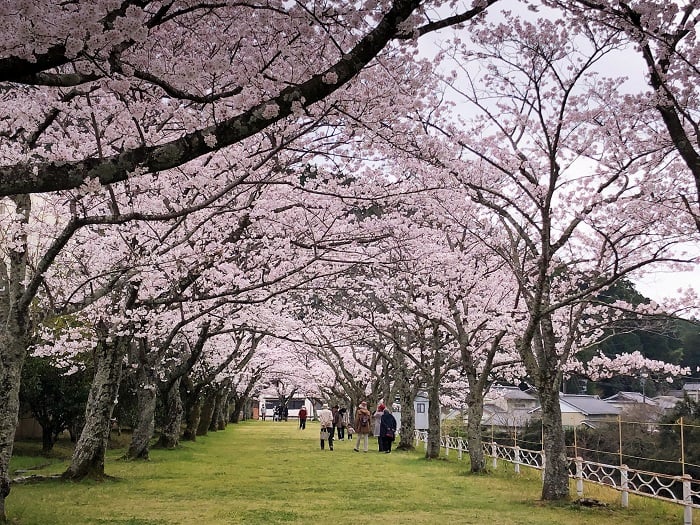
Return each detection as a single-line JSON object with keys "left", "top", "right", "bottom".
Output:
{"left": 211, "top": 387, "right": 229, "bottom": 430}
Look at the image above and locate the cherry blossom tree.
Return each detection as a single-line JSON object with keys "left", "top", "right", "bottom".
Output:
{"left": 553, "top": 0, "right": 700, "bottom": 231}
{"left": 0, "top": 1, "right": 511, "bottom": 517}
{"left": 401, "top": 207, "right": 525, "bottom": 471}
{"left": 422, "top": 12, "right": 698, "bottom": 499}
{"left": 0, "top": 0, "right": 500, "bottom": 197}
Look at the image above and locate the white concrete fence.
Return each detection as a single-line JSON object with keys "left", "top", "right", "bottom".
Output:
{"left": 414, "top": 430, "right": 699, "bottom": 525}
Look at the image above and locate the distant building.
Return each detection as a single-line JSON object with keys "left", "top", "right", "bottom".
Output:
{"left": 604, "top": 391, "right": 663, "bottom": 421}
{"left": 682, "top": 383, "right": 700, "bottom": 402}
{"left": 257, "top": 390, "right": 313, "bottom": 420}
{"left": 604, "top": 391, "right": 658, "bottom": 409}
{"left": 15, "top": 410, "right": 42, "bottom": 440}
{"left": 392, "top": 391, "right": 430, "bottom": 431}
{"left": 530, "top": 394, "right": 620, "bottom": 428}
{"left": 481, "top": 386, "right": 538, "bottom": 429}
{"left": 414, "top": 391, "right": 429, "bottom": 430}
{"left": 653, "top": 395, "right": 682, "bottom": 414}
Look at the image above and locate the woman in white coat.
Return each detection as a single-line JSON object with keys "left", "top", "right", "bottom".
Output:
{"left": 372, "top": 403, "right": 385, "bottom": 451}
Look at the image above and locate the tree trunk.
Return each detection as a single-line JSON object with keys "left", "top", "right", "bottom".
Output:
{"left": 0, "top": 332, "right": 27, "bottom": 522}
{"left": 466, "top": 395, "right": 486, "bottom": 473}
{"left": 197, "top": 394, "right": 215, "bottom": 436}
{"left": 62, "top": 336, "right": 126, "bottom": 480}
{"left": 209, "top": 390, "right": 223, "bottom": 432}
{"left": 539, "top": 382, "right": 569, "bottom": 500}
{"left": 156, "top": 378, "right": 182, "bottom": 449}
{"left": 395, "top": 375, "right": 416, "bottom": 451}
{"left": 425, "top": 383, "right": 442, "bottom": 459}
{"left": 229, "top": 395, "right": 243, "bottom": 423}
{"left": 125, "top": 364, "right": 157, "bottom": 460}
{"left": 217, "top": 394, "right": 229, "bottom": 429}
{"left": 213, "top": 388, "right": 228, "bottom": 430}
{"left": 183, "top": 397, "right": 202, "bottom": 441}
{"left": 0, "top": 194, "right": 31, "bottom": 523}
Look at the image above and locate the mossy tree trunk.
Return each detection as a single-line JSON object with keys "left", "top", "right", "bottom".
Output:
{"left": 156, "top": 378, "right": 183, "bottom": 449}
{"left": 126, "top": 341, "right": 157, "bottom": 460}
{"left": 63, "top": 331, "right": 129, "bottom": 480}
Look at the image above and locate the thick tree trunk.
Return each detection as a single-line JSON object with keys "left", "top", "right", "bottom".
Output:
{"left": 156, "top": 378, "right": 182, "bottom": 449}
{"left": 125, "top": 365, "right": 157, "bottom": 460}
{"left": 216, "top": 388, "right": 230, "bottom": 429}
{"left": 0, "top": 332, "right": 27, "bottom": 523}
{"left": 0, "top": 194, "right": 31, "bottom": 523}
{"left": 395, "top": 376, "right": 416, "bottom": 451}
{"left": 466, "top": 395, "right": 486, "bottom": 473}
{"left": 217, "top": 394, "right": 229, "bottom": 429}
{"left": 425, "top": 384, "right": 442, "bottom": 459}
{"left": 183, "top": 398, "right": 202, "bottom": 441}
{"left": 539, "top": 383, "right": 569, "bottom": 500}
{"left": 229, "top": 395, "right": 243, "bottom": 423}
{"left": 394, "top": 360, "right": 416, "bottom": 450}
{"left": 209, "top": 390, "right": 224, "bottom": 432}
{"left": 62, "top": 336, "right": 125, "bottom": 480}
{"left": 396, "top": 409, "right": 415, "bottom": 450}
{"left": 197, "top": 394, "right": 215, "bottom": 436}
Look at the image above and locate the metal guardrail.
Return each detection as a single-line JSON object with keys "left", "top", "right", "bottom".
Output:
{"left": 414, "top": 430, "right": 699, "bottom": 525}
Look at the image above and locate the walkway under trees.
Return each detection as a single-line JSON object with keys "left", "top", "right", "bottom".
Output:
{"left": 8, "top": 421, "right": 683, "bottom": 525}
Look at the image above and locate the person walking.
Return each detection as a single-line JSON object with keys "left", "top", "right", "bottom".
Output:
{"left": 336, "top": 407, "right": 347, "bottom": 441}
{"left": 373, "top": 403, "right": 385, "bottom": 451}
{"left": 380, "top": 406, "right": 398, "bottom": 453}
{"left": 298, "top": 406, "right": 308, "bottom": 429}
{"left": 353, "top": 401, "right": 372, "bottom": 453}
{"left": 318, "top": 403, "right": 334, "bottom": 451}
{"left": 331, "top": 405, "right": 340, "bottom": 440}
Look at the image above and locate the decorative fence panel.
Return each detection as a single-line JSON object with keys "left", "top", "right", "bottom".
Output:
{"left": 414, "top": 431, "right": 699, "bottom": 525}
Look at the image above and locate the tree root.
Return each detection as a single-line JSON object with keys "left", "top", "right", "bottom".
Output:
{"left": 573, "top": 498, "right": 609, "bottom": 508}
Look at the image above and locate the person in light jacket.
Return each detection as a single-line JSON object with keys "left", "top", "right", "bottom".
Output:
{"left": 317, "top": 403, "right": 334, "bottom": 451}
{"left": 353, "top": 401, "right": 372, "bottom": 452}
{"left": 373, "top": 403, "right": 385, "bottom": 451}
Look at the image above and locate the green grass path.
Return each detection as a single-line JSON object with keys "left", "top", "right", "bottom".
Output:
{"left": 8, "top": 420, "right": 692, "bottom": 524}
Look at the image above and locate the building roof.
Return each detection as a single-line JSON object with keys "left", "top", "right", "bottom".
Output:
{"left": 530, "top": 394, "right": 620, "bottom": 416}
{"left": 652, "top": 395, "right": 681, "bottom": 411}
{"left": 560, "top": 394, "right": 620, "bottom": 415}
{"left": 604, "top": 391, "right": 658, "bottom": 406}
{"left": 486, "top": 386, "right": 537, "bottom": 401}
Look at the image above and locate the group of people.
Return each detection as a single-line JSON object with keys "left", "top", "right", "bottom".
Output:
{"left": 316, "top": 401, "right": 397, "bottom": 453}
{"left": 272, "top": 405, "right": 288, "bottom": 422}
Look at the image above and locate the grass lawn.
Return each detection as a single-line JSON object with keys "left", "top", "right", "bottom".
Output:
{"left": 7, "top": 420, "right": 693, "bottom": 524}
